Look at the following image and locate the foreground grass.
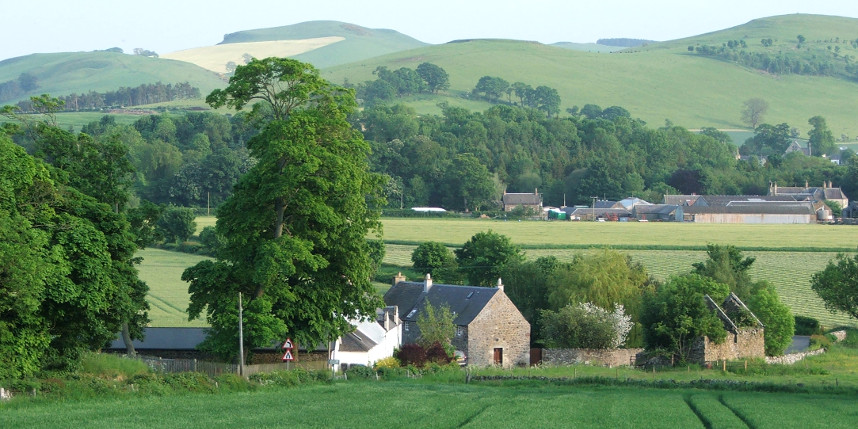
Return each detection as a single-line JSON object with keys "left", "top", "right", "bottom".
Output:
{"left": 3, "top": 379, "right": 856, "bottom": 428}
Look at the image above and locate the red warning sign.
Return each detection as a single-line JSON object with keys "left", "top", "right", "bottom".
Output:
{"left": 282, "top": 350, "right": 294, "bottom": 362}
{"left": 282, "top": 338, "right": 293, "bottom": 350}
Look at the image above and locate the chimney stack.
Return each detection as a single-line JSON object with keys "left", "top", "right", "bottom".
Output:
{"left": 496, "top": 277, "right": 504, "bottom": 292}
{"left": 393, "top": 272, "right": 406, "bottom": 287}
{"left": 424, "top": 273, "right": 433, "bottom": 293}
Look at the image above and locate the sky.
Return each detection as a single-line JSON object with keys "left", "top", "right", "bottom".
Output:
{"left": 2, "top": 0, "right": 856, "bottom": 62}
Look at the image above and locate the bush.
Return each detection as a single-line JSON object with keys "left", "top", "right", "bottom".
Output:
{"left": 541, "top": 303, "right": 632, "bottom": 349}
{"left": 426, "top": 342, "right": 453, "bottom": 365}
{"left": 794, "top": 315, "right": 822, "bottom": 335}
{"left": 345, "top": 365, "right": 376, "bottom": 380}
{"left": 395, "top": 344, "right": 427, "bottom": 368}
{"left": 809, "top": 334, "right": 832, "bottom": 350}
{"left": 373, "top": 356, "right": 400, "bottom": 370}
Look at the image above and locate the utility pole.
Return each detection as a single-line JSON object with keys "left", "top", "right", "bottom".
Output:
{"left": 591, "top": 196, "right": 598, "bottom": 221}
{"left": 238, "top": 292, "right": 245, "bottom": 376}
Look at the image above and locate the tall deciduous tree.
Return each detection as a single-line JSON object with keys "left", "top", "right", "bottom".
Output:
{"left": 416, "top": 62, "right": 450, "bottom": 93}
{"left": 811, "top": 252, "right": 858, "bottom": 320}
{"left": 741, "top": 98, "right": 769, "bottom": 129}
{"left": 808, "top": 115, "right": 835, "bottom": 156}
{"left": 184, "top": 58, "right": 385, "bottom": 359}
{"left": 455, "top": 230, "right": 524, "bottom": 286}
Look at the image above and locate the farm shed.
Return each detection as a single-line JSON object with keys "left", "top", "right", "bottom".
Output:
{"left": 384, "top": 273, "right": 530, "bottom": 368}
{"left": 683, "top": 201, "right": 816, "bottom": 224}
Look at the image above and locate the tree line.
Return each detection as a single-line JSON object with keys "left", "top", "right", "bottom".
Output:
{"left": 12, "top": 81, "right": 201, "bottom": 112}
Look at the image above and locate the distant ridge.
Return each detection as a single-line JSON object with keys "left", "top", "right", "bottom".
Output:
{"left": 596, "top": 38, "right": 657, "bottom": 48}
{"left": 219, "top": 20, "right": 427, "bottom": 68}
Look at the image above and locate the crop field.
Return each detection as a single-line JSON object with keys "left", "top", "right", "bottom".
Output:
{"left": 380, "top": 219, "right": 858, "bottom": 328}
{"left": 2, "top": 381, "right": 856, "bottom": 428}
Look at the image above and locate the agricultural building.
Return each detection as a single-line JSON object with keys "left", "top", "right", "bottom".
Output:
{"left": 768, "top": 181, "right": 848, "bottom": 210}
{"left": 688, "top": 293, "right": 765, "bottom": 364}
{"left": 384, "top": 273, "right": 531, "bottom": 368}
{"left": 632, "top": 204, "right": 683, "bottom": 221}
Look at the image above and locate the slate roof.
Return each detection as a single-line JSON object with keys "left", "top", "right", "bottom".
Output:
{"left": 634, "top": 204, "right": 680, "bottom": 215}
{"left": 502, "top": 193, "right": 542, "bottom": 206}
{"left": 109, "top": 327, "right": 208, "bottom": 350}
{"left": 383, "top": 281, "right": 499, "bottom": 325}
{"left": 663, "top": 195, "right": 701, "bottom": 206}
{"left": 696, "top": 195, "right": 797, "bottom": 207}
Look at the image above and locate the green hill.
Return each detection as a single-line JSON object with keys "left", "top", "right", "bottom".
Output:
{"left": 322, "top": 14, "right": 858, "bottom": 137}
{"left": 219, "top": 20, "right": 427, "bottom": 68}
{"left": 0, "top": 51, "right": 225, "bottom": 104}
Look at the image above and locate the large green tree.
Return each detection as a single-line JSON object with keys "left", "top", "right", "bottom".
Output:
{"left": 641, "top": 274, "right": 729, "bottom": 362}
{"left": 183, "top": 58, "right": 385, "bottom": 359}
{"left": 455, "top": 230, "right": 524, "bottom": 286}
{"left": 416, "top": 62, "right": 450, "bottom": 94}
{"left": 808, "top": 115, "right": 835, "bottom": 156}
{"left": 811, "top": 252, "right": 858, "bottom": 320}
{"left": 0, "top": 135, "right": 138, "bottom": 375}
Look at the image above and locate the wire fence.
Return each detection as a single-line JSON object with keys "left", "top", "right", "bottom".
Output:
{"left": 135, "top": 355, "right": 328, "bottom": 377}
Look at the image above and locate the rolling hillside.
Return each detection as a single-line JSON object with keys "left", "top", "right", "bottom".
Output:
{"left": 0, "top": 51, "right": 225, "bottom": 104}
{"left": 323, "top": 41, "right": 858, "bottom": 136}
{"left": 2, "top": 15, "right": 856, "bottom": 138}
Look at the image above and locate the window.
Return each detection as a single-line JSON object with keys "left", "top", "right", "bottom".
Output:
{"left": 404, "top": 322, "right": 409, "bottom": 332}
{"left": 456, "top": 326, "right": 464, "bottom": 337}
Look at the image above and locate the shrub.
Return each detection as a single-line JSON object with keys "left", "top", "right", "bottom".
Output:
{"left": 426, "top": 342, "right": 453, "bottom": 365}
{"left": 345, "top": 365, "right": 376, "bottom": 380}
{"left": 373, "top": 356, "right": 400, "bottom": 370}
{"left": 395, "top": 343, "right": 427, "bottom": 368}
{"left": 541, "top": 302, "right": 633, "bottom": 349}
{"left": 809, "top": 334, "right": 832, "bottom": 350}
{"left": 794, "top": 315, "right": 822, "bottom": 335}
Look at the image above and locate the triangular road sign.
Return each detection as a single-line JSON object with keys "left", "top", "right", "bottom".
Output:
{"left": 282, "top": 350, "right": 294, "bottom": 362}
{"left": 282, "top": 338, "right": 293, "bottom": 349}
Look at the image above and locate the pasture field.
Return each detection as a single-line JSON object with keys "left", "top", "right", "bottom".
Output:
{"left": 2, "top": 381, "right": 855, "bottom": 428}
{"left": 137, "top": 248, "right": 210, "bottom": 327}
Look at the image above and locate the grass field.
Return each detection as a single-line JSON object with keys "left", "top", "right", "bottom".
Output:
{"left": 2, "top": 380, "right": 856, "bottom": 428}
{"left": 137, "top": 248, "right": 210, "bottom": 327}
{"left": 142, "top": 218, "right": 858, "bottom": 328}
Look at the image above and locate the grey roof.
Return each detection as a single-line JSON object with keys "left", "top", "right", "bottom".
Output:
{"left": 697, "top": 195, "right": 797, "bottom": 207}
{"left": 503, "top": 193, "right": 542, "bottom": 206}
{"left": 383, "top": 281, "right": 499, "bottom": 325}
{"left": 594, "top": 200, "right": 620, "bottom": 209}
{"left": 684, "top": 201, "right": 815, "bottom": 215}
{"left": 108, "top": 327, "right": 208, "bottom": 350}
{"left": 339, "top": 329, "right": 378, "bottom": 352}
{"left": 824, "top": 188, "right": 846, "bottom": 200}
{"left": 565, "top": 207, "right": 631, "bottom": 217}
{"left": 663, "top": 195, "right": 701, "bottom": 206}
{"left": 634, "top": 204, "right": 679, "bottom": 215}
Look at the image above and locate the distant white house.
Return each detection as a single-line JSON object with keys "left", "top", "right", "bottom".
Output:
{"left": 330, "top": 306, "right": 401, "bottom": 372}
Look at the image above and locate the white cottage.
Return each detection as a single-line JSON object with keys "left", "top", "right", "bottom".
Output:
{"left": 330, "top": 306, "right": 401, "bottom": 372}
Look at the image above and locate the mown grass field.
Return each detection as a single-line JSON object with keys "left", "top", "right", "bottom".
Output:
{"left": 2, "top": 380, "right": 856, "bottom": 428}
{"left": 142, "top": 218, "right": 858, "bottom": 328}
{"left": 137, "top": 248, "right": 210, "bottom": 327}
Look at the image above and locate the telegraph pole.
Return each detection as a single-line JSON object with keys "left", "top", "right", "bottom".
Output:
{"left": 238, "top": 292, "right": 245, "bottom": 376}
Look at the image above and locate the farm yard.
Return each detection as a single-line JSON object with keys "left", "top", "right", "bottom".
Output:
{"left": 143, "top": 218, "right": 858, "bottom": 329}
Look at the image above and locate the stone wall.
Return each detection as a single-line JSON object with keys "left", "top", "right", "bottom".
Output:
{"left": 765, "top": 348, "right": 826, "bottom": 365}
{"left": 467, "top": 292, "right": 530, "bottom": 368}
{"left": 542, "top": 348, "right": 643, "bottom": 367}
{"left": 688, "top": 327, "right": 765, "bottom": 364}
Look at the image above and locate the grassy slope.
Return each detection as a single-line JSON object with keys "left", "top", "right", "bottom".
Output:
{"left": 219, "top": 20, "right": 427, "bottom": 69}
{"left": 0, "top": 51, "right": 226, "bottom": 104}
{"left": 137, "top": 248, "right": 210, "bottom": 327}
{"left": 322, "top": 14, "right": 858, "bottom": 136}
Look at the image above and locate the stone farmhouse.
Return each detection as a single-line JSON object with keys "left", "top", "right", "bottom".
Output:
{"left": 687, "top": 293, "right": 765, "bottom": 364}
{"left": 384, "top": 273, "right": 531, "bottom": 368}
{"left": 502, "top": 189, "right": 543, "bottom": 213}
{"left": 768, "top": 181, "right": 849, "bottom": 210}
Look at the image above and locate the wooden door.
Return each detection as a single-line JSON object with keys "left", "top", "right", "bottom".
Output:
{"left": 493, "top": 348, "right": 503, "bottom": 366}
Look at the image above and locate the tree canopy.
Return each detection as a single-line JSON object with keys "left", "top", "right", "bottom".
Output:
{"left": 811, "top": 252, "right": 858, "bottom": 321}
{"left": 183, "top": 58, "right": 385, "bottom": 359}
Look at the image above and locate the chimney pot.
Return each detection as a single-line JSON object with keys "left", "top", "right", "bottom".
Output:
{"left": 424, "top": 273, "right": 433, "bottom": 293}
